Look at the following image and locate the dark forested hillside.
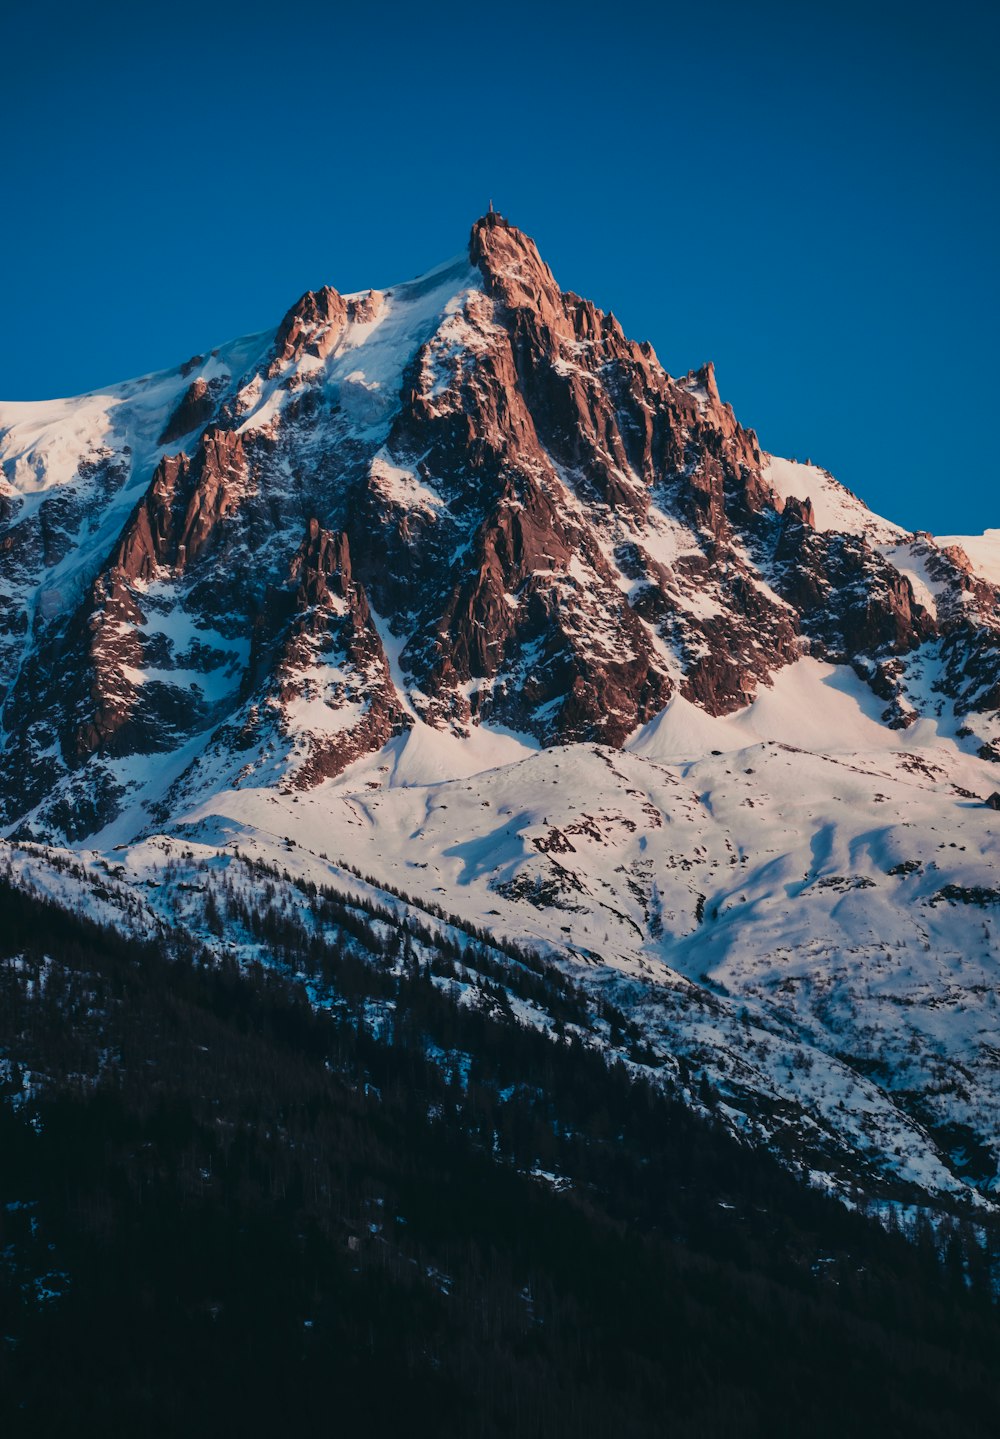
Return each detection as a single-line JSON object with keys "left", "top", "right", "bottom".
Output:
{"left": 0, "top": 878, "right": 997, "bottom": 1438}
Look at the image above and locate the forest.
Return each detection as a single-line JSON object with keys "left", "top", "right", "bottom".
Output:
{"left": 0, "top": 873, "right": 998, "bottom": 1438}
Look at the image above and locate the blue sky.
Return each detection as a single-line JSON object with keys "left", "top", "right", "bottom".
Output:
{"left": 1, "top": 0, "right": 996, "bottom": 533}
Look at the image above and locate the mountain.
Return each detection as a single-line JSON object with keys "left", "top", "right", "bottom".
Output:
{"left": 3, "top": 878, "right": 999, "bottom": 1439}
{"left": 2, "top": 212, "right": 1000, "bottom": 1220}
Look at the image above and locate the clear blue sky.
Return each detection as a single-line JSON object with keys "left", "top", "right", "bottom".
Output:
{"left": 2, "top": 0, "right": 997, "bottom": 534}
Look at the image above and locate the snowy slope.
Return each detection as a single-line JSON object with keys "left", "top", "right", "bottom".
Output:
{"left": 763, "top": 454, "right": 906, "bottom": 542}
{"left": 6, "top": 670, "right": 998, "bottom": 1213}
{"left": 14, "top": 651, "right": 988, "bottom": 1211}
{"left": 0, "top": 331, "right": 273, "bottom": 622}
{"left": 937, "top": 529, "right": 1000, "bottom": 587}
{"left": 2, "top": 212, "right": 1000, "bottom": 1219}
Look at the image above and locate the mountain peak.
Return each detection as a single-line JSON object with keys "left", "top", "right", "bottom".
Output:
{"left": 468, "top": 211, "right": 559, "bottom": 309}
{"left": 3, "top": 211, "right": 1000, "bottom": 1226}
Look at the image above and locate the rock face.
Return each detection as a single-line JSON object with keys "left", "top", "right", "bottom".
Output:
{"left": 261, "top": 520, "right": 409, "bottom": 789}
{"left": 270, "top": 285, "right": 384, "bottom": 371}
{"left": 115, "top": 428, "right": 247, "bottom": 583}
{"left": 157, "top": 377, "right": 219, "bottom": 445}
{"left": 5, "top": 212, "right": 1000, "bottom": 1217}
{"left": 1, "top": 211, "right": 1000, "bottom": 840}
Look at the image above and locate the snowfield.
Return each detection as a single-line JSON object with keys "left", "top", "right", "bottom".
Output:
{"left": 762, "top": 454, "right": 906, "bottom": 543}
{"left": 4, "top": 651, "right": 999, "bottom": 1215}
{"left": 938, "top": 529, "right": 1000, "bottom": 588}
{"left": 2, "top": 219, "right": 999, "bottom": 1222}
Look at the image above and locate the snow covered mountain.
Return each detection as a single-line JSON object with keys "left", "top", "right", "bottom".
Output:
{"left": 3, "top": 211, "right": 1000, "bottom": 1215}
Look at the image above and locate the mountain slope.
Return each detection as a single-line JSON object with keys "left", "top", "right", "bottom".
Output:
{"left": 3, "top": 880, "right": 997, "bottom": 1439}
{"left": 2, "top": 212, "right": 999, "bottom": 1214}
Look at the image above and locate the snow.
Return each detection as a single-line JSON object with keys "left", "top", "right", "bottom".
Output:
{"left": 335, "top": 718, "right": 539, "bottom": 790}
{"left": 763, "top": 454, "right": 906, "bottom": 542}
{"left": 320, "top": 257, "right": 480, "bottom": 429}
{"left": 627, "top": 692, "right": 751, "bottom": 760}
{"left": 368, "top": 607, "right": 420, "bottom": 722}
{"left": 878, "top": 540, "right": 949, "bottom": 620}
{"left": 419, "top": 292, "right": 505, "bottom": 403}
{"left": 369, "top": 448, "right": 445, "bottom": 514}
{"left": 282, "top": 691, "right": 370, "bottom": 736}
{"left": 634, "top": 508, "right": 708, "bottom": 573}
{"left": 630, "top": 657, "right": 915, "bottom": 759}
{"left": 226, "top": 258, "right": 481, "bottom": 449}
{"left": 0, "top": 327, "right": 274, "bottom": 622}
{"left": 739, "top": 658, "right": 900, "bottom": 752}
{"left": 4, "top": 231, "right": 1000, "bottom": 1218}
{"left": 40, "top": 700, "right": 998, "bottom": 1213}
{"left": 119, "top": 663, "right": 241, "bottom": 703}
{"left": 937, "top": 529, "right": 1000, "bottom": 587}
{"left": 8, "top": 658, "right": 1000, "bottom": 1215}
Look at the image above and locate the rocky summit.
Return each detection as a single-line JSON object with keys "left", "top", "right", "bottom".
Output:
{"left": 2, "top": 214, "right": 1000, "bottom": 1215}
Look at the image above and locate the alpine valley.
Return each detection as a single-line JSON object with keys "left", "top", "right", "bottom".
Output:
{"left": 2, "top": 213, "right": 1000, "bottom": 1436}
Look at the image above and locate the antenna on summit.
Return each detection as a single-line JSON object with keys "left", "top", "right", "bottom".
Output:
{"left": 488, "top": 199, "right": 494, "bottom": 214}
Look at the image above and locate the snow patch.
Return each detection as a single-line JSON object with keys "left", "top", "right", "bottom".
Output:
{"left": 763, "top": 454, "right": 905, "bottom": 542}
{"left": 937, "top": 529, "right": 1000, "bottom": 588}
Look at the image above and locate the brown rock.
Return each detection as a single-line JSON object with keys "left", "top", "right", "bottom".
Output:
{"left": 270, "top": 287, "right": 384, "bottom": 373}
{"left": 273, "top": 522, "right": 410, "bottom": 787}
{"left": 158, "top": 378, "right": 217, "bottom": 445}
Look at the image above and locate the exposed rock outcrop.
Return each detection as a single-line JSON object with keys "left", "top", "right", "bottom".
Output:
{"left": 270, "top": 286, "right": 383, "bottom": 372}
{"left": 158, "top": 377, "right": 219, "bottom": 445}
{"left": 272, "top": 522, "right": 409, "bottom": 787}
{"left": 3, "top": 210, "right": 1000, "bottom": 840}
{"left": 115, "top": 428, "right": 247, "bottom": 582}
